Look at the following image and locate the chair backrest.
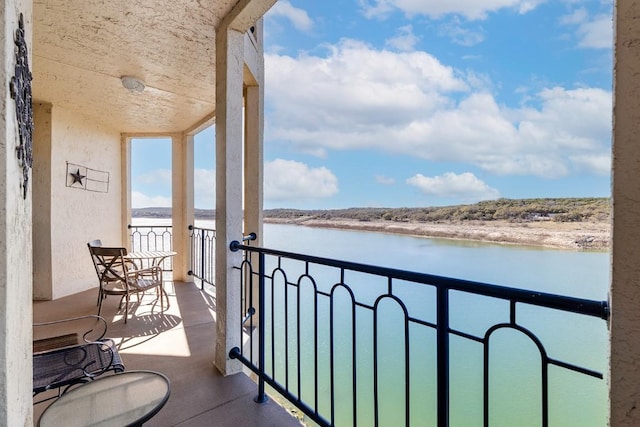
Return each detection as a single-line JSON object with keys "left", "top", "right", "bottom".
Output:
{"left": 88, "top": 239, "right": 102, "bottom": 248}
{"left": 87, "top": 240, "right": 104, "bottom": 284}
{"left": 88, "top": 246, "right": 130, "bottom": 286}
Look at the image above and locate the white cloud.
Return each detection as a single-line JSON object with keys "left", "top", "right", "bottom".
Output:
{"left": 406, "top": 172, "right": 500, "bottom": 201}
{"left": 438, "top": 18, "right": 485, "bottom": 46}
{"left": 376, "top": 175, "right": 396, "bottom": 185}
{"left": 194, "top": 168, "right": 215, "bottom": 209}
{"left": 561, "top": 9, "right": 612, "bottom": 50}
{"left": 267, "top": 0, "right": 313, "bottom": 32}
{"left": 265, "top": 41, "right": 612, "bottom": 179}
{"left": 137, "top": 169, "right": 171, "bottom": 185}
{"left": 266, "top": 38, "right": 468, "bottom": 145}
{"left": 577, "top": 14, "right": 612, "bottom": 49}
{"left": 560, "top": 8, "right": 588, "bottom": 25}
{"left": 133, "top": 169, "right": 172, "bottom": 208}
{"left": 265, "top": 159, "right": 338, "bottom": 202}
{"left": 131, "top": 191, "right": 171, "bottom": 208}
{"left": 386, "top": 25, "right": 419, "bottom": 51}
{"left": 569, "top": 154, "right": 611, "bottom": 175}
{"left": 132, "top": 168, "right": 216, "bottom": 209}
{"left": 359, "top": 0, "right": 544, "bottom": 21}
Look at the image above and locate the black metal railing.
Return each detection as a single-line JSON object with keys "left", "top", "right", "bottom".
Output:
{"left": 229, "top": 234, "right": 610, "bottom": 427}
{"left": 188, "top": 225, "right": 216, "bottom": 289}
{"left": 127, "top": 224, "right": 173, "bottom": 273}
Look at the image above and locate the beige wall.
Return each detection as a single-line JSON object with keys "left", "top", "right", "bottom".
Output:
{"left": 32, "top": 105, "right": 122, "bottom": 299}
{"left": 0, "top": 3, "right": 34, "bottom": 424}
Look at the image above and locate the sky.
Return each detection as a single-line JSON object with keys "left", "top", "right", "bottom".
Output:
{"left": 132, "top": 0, "right": 613, "bottom": 210}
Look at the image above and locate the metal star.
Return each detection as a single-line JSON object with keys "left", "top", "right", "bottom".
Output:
{"left": 70, "top": 168, "right": 86, "bottom": 186}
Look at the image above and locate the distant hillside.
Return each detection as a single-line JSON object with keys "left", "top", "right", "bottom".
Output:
{"left": 132, "top": 207, "right": 214, "bottom": 219}
{"left": 264, "top": 197, "right": 610, "bottom": 224}
{"left": 133, "top": 197, "right": 610, "bottom": 224}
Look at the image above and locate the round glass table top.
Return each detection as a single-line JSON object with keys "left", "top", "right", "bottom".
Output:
{"left": 38, "top": 370, "right": 170, "bottom": 427}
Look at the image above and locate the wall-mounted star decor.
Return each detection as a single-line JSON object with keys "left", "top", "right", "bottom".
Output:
{"left": 66, "top": 162, "right": 109, "bottom": 193}
{"left": 69, "top": 168, "right": 85, "bottom": 186}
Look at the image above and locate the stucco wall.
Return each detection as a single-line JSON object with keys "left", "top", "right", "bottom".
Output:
{"left": 611, "top": 1, "right": 640, "bottom": 425}
{"left": 48, "top": 106, "right": 122, "bottom": 299}
{"left": 0, "top": 3, "right": 34, "bottom": 425}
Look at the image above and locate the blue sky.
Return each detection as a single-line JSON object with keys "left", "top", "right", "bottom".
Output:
{"left": 132, "top": 0, "right": 613, "bottom": 210}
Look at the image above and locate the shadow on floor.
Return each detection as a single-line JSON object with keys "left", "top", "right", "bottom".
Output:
{"left": 33, "top": 282, "right": 303, "bottom": 427}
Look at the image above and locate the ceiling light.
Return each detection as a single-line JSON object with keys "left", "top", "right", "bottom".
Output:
{"left": 120, "top": 76, "right": 145, "bottom": 93}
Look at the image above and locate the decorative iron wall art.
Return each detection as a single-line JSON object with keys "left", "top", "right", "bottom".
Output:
{"left": 10, "top": 13, "right": 33, "bottom": 200}
{"left": 66, "top": 162, "right": 110, "bottom": 193}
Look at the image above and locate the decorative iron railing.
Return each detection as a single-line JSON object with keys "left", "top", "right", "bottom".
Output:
{"left": 229, "top": 234, "right": 610, "bottom": 427}
{"left": 188, "top": 225, "right": 216, "bottom": 289}
{"left": 127, "top": 224, "right": 173, "bottom": 273}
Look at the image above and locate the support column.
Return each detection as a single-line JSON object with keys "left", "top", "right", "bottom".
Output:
{"left": 244, "top": 86, "right": 263, "bottom": 247}
{"left": 172, "top": 133, "right": 194, "bottom": 282}
{"left": 32, "top": 102, "right": 52, "bottom": 300}
{"left": 214, "top": 27, "right": 245, "bottom": 376}
{"left": 0, "top": 5, "right": 34, "bottom": 425}
{"left": 611, "top": 1, "right": 640, "bottom": 425}
{"left": 120, "top": 136, "right": 132, "bottom": 249}
{"left": 244, "top": 66, "right": 264, "bottom": 331}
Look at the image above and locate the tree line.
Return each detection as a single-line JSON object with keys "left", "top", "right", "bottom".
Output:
{"left": 132, "top": 197, "right": 610, "bottom": 223}
{"left": 264, "top": 198, "right": 610, "bottom": 223}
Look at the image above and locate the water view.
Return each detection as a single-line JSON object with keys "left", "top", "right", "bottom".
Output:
{"left": 137, "top": 218, "right": 610, "bottom": 426}
{"left": 262, "top": 223, "right": 609, "bottom": 300}
{"left": 260, "top": 223, "right": 609, "bottom": 427}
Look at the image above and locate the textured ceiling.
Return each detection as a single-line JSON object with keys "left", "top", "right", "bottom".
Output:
{"left": 32, "top": 0, "right": 239, "bottom": 133}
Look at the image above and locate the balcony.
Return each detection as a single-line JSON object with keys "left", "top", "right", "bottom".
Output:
{"left": 44, "top": 224, "right": 606, "bottom": 427}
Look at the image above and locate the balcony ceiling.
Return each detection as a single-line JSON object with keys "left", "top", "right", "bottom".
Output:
{"left": 32, "top": 0, "right": 237, "bottom": 133}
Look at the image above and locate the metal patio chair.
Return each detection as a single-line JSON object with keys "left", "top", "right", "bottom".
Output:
{"left": 88, "top": 244, "right": 166, "bottom": 323}
{"left": 33, "top": 315, "right": 124, "bottom": 404}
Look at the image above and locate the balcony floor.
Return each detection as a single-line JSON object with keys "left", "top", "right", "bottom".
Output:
{"left": 33, "top": 281, "right": 303, "bottom": 427}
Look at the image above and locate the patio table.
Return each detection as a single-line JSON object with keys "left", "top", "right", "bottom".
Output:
{"left": 38, "top": 370, "right": 170, "bottom": 427}
{"left": 125, "top": 250, "right": 177, "bottom": 268}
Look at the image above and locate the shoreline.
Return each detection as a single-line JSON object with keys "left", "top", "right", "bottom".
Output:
{"left": 264, "top": 217, "right": 610, "bottom": 250}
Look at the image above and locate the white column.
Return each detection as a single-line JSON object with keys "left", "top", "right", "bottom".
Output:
{"left": 0, "top": 5, "right": 34, "bottom": 425}
{"left": 121, "top": 135, "right": 132, "bottom": 249}
{"left": 611, "top": 1, "right": 640, "bottom": 425}
{"left": 244, "top": 85, "right": 263, "bottom": 246}
{"left": 244, "top": 62, "right": 264, "bottom": 330}
{"left": 172, "top": 133, "right": 194, "bottom": 282}
{"left": 214, "top": 27, "right": 245, "bottom": 375}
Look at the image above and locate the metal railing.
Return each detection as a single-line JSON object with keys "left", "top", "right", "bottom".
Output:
{"left": 229, "top": 234, "right": 610, "bottom": 427}
{"left": 188, "top": 225, "right": 216, "bottom": 289}
{"left": 127, "top": 224, "right": 173, "bottom": 273}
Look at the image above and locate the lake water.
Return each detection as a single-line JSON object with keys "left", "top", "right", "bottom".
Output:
{"left": 260, "top": 224, "right": 610, "bottom": 426}
{"left": 261, "top": 223, "right": 609, "bottom": 301}
{"left": 140, "top": 219, "right": 610, "bottom": 426}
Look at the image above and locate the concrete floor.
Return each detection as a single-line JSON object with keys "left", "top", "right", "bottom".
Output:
{"left": 33, "top": 281, "right": 303, "bottom": 427}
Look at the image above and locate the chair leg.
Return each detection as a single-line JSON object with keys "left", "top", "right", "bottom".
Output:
{"left": 97, "top": 292, "right": 104, "bottom": 317}
{"left": 162, "top": 288, "right": 169, "bottom": 310}
{"left": 160, "top": 285, "right": 164, "bottom": 313}
{"left": 124, "top": 294, "right": 129, "bottom": 324}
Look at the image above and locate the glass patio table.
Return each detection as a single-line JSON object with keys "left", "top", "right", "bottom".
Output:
{"left": 38, "top": 370, "right": 170, "bottom": 427}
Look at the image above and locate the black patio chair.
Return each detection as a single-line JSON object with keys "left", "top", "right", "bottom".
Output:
{"left": 33, "top": 315, "right": 124, "bottom": 404}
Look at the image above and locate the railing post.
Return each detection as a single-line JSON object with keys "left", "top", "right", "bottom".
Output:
{"left": 437, "top": 285, "right": 449, "bottom": 427}
{"left": 255, "top": 251, "right": 267, "bottom": 403}
{"left": 200, "top": 229, "right": 206, "bottom": 290}
{"left": 187, "top": 225, "right": 194, "bottom": 277}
